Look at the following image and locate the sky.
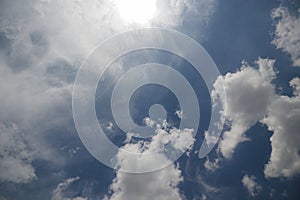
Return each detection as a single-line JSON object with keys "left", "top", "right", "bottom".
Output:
{"left": 0, "top": 0, "right": 300, "bottom": 199}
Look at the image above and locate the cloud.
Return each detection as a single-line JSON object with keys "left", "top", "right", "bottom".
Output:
{"left": 262, "top": 77, "right": 300, "bottom": 178}
{"left": 108, "top": 165, "right": 183, "bottom": 200}
{"left": 0, "top": 0, "right": 127, "bottom": 179}
{"left": 0, "top": 0, "right": 218, "bottom": 123}
{"left": 204, "top": 157, "right": 220, "bottom": 172}
{"left": 0, "top": 123, "right": 36, "bottom": 183}
{"left": 107, "top": 122, "right": 114, "bottom": 131}
{"left": 52, "top": 177, "right": 87, "bottom": 200}
{"left": 213, "top": 58, "right": 300, "bottom": 178}
{"left": 153, "top": 0, "right": 217, "bottom": 41}
{"left": 175, "top": 110, "right": 183, "bottom": 119}
{"left": 214, "top": 58, "right": 276, "bottom": 158}
{"left": 272, "top": 7, "right": 300, "bottom": 67}
{"left": 241, "top": 175, "right": 262, "bottom": 197}
{"left": 0, "top": 0, "right": 217, "bottom": 159}
{"left": 106, "top": 122, "right": 195, "bottom": 200}
{"left": 154, "top": 0, "right": 217, "bottom": 27}
{"left": 0, "top": 0, "right": 134, "bottom": 128}
{"left": 185, "top": 160, "right": 221, "bottom": 199}
{"left": 0, "top": 0, "right": 219, "bottom": 198}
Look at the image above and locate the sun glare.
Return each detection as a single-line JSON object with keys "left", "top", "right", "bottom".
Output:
{"left": 115, "top": 0, "right": 157, "bottom": 24}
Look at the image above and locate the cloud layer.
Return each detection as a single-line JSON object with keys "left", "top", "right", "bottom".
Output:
{"left": 0, "top": 123, "right": 36, "bottom": 183}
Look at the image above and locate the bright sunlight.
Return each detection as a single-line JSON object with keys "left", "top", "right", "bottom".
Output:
{"left": 115, "top": 0, "right": 157, "bottom": 24}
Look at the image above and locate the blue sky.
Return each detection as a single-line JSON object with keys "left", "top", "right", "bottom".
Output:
{"left": 0, "top": 0, "right": 300, "bottom": 199}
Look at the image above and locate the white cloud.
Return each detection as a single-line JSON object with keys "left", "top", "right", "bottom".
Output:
{"left": 204, "top": 130, "right": 220, "bottom": 147}
{"left": 204, "top": 157, "right": 220, "bottom": 172}
{"left": 52, "top": 177, "right": 87, "bottom": 200}
{"left": 0, "top": 1, "right": 218, "bottom": 198}
{"left": 109, "top": 165, "right": 183, "bottom": 200}
{"left": 262, "top": 77, "right": 300, "bottom": 178}
{"left": 214, "top": 58, "right": 276, "bottom": 158}
{"left": 186, "top": 170, "right": 220, "bottom": 199}
{"left": 241, "top": 175, "right": 262, "bottom": 197}
{"left": 144, "top": 117, "right": 156, "bottom": 128}
{"left": 200, "top": 194, "right": 207, "bottom": 200}
{"left": 272, "top": 7, "right": 300, "bottom": 67}
{"left": 0, "top": 0, "right": 217, "bottom": 164}
{"left": 0, "top": 0, "right": 133, "bottom": 129}
{"left": 0, "top": 0, "right": 218, "bottom": 122}
{"left": 0, "top": 123, "right": 36, "bottom": 183}
{"left": 213, "top": 57, "right": 300, "bottom": 178}
{"left": 0, "top": 0, "right": 128, "bottom": 175}
{"left": 107, "top": 122, "right": 195, "bottom": 200}
{"left": 107, "top": 122, "right": 114, "bottom": 131}
{"left": 175, "top": 110, "right": 183, "bottom": 119}
{"left": 154, "top": 0, "right": 217, "bottom": 27}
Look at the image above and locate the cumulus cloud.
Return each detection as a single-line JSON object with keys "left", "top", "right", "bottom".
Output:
{"left": 213, "top": 58, "right": 300, "bottom": 178}
{"left": 0, "top": 123, "right": 36, "bottom": 183}
{"left": 214, "top": 58, "right": 276, "bottom": 159}
{"left": 272, "top": 7, "right": 300, "bottom": 67}
{"left": 262, "top": 77, "right": 300, "bottom": 178}
{"left": 106, "top": 122, "right": 195, "bottom": 200}
{"left": 241, "top": 175, "right": 262, "bottom": 197}
{"left": 52, "top": 177, "right": 87, "bottom": 200}
{"left": 108, "top": 165, "right": 183, "bottom": 200}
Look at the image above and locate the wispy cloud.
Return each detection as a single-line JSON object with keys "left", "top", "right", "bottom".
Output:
{"left": 242, "top": 175, "right": 262, "bottom": 197}
{"left": 0, "top": 123, "right": 36, "bottom": 183}
{"left": 52, "top": 177, "right": 87, "bottom": 200}
{"left": 272, "top": 6, "right": 300, "bottom": 67}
